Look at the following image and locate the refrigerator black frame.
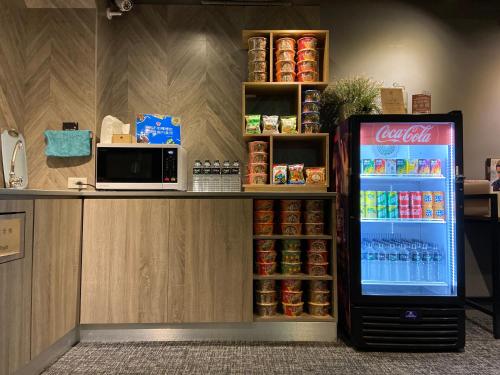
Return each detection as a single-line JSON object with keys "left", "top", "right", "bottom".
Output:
{"left": 347, "top": 112, "right": 465, "bottom": 307}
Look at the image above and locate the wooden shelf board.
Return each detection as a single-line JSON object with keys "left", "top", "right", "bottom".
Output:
{"left": 244, "top": 184, "right": 328, "bottom": 193}
{"left": 244, "top": 82, "right": 328, "bottom": 91}
{"left": 243, "top": 133, "right": 329, "bottom": 140}
{"left": 253, "top": 273, "right": 333, "bottom": 280}
{"left": 254, "top": 313, "right": 335, "bottom": 322}
{"left": 253, "top": 234, "right": 332, "bottom": 240}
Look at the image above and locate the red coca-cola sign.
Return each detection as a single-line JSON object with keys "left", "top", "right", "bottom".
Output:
{"left": 360, "top": 122, "right": 453, "bottom": 145}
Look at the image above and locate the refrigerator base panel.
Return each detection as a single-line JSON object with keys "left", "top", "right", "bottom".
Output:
{"left": 346, "top": 306, "right": 465, "bottom": 351}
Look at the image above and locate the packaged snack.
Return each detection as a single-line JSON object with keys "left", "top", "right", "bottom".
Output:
{"left": 303, "top": 210, "right": 324, "bottom": 223}
{"left": 248, "top": 163, "right": 268, "bottom": 174}
{"left": 304, "top": 200, "right": 324, "bottom": 211}
{"left": 307, "top": 239, "right": 327, "bottom": 251}
{"left": 302, "top": 101, "right": 320, "bottom": 112}
{"left": 254, "top": 199, "right": 273, "bottom": 211}
{"left": 247, "top": 173, "right": 267, "bottom": 184}
{"left": 297, "top": 60, "right": 317, "bottom": 73}
{"left": 280, "top": 200, "right": 302, "bottom": 211}
{"left": 307, "top": 250, "right": 328, "bottom": 263}
{"left": 297, "top": 71, "right": 318, "bottom": 82}
{"left": 282, "top": 302, "right": 304, "bottom": 317}
{"left": 275, "top": 37, "right": 296, "bottom": 50}
{"left": 374, "top": 159, "right": 386, "bottom": 174}
{"left": 308, "top": 302, "right": 330, "bottom": 316}
{"left": 272, "top": 164, "right": 287, "bottom": 184}
{"left": 248, "top": 49, "right": 266, "bottom": 61}
{"left": 304, "top": 223, "right": 324, "bottom": 235}
{"left": 386, "top": 159, "right": 397, "bottom": 174}
{"left": 297, "top": 48, "right": 318, "bottom": 62}
{"left": 254, "top": 211, "right": 274, "bottom": 223}
{"left": 256, "top": 302, "right": 277, "bottom": 317}
{"left": 256, "top": 250, "right": 277, "bottom": 263}
{"left": 430, "top": 159, "right": 442, "bottom": 175}
{"left": 281, "top": 279, "right": 302, "bottom": 291}
{"left": 280, "top": 116, "right": 297, "bottom": 134}
{"left": 307, "top": 262, "right": 328, "bottom": 276}
{"left": 275, "top": 49, "right": 295, "bottom": 61}
{"left": 275, "top": 60, "right": 296, "bottom": 73}
{"left": 255, "top": 239, "right": 276, "bottom": 251}
{"left": 248, "top": 152, "right": 268, "bottom": 163}
{"left": 297, "top": 36, "right": 318, "bottom": 50}
{"left": 256, "top": 261, "right": 276, "bottom": 275}
{"left": 281, "top": 249, "right": 301, "bottom": 263}
{"left": 255, "top": 290, "right": 276, "bottom": 304}
{"left": 248, "top": 72, "right": 267, "bottom": 82}
{"left": 254, "top": 223, "right": 274, "bottom": 235}
{"left": 303, "top": 90, "right": 321, "bottom": 102}
{"left": 281, "top": 261, "right": 301, "bottom": 275}
{"left": 309, "top": 280, "right": 328, "bottom": 291}
{"left": 248, "top": 36, "right": 267, "bottom": 50}
{"left": 418, "top": 159, "right": 431, "bottom": 174}
{"left": 302, "top": 122, "right": 321, "bottom": 134}
{"left": 282, "top": 290, "right": 303, "bottom": 304}
{"left": 245, "top": 115, "right": 261, "bottom": 134}
{"left": 308, "top": 290, "right": 330, "bottom": 304}
{"left": 280, "top": 211, "right": 301, "bottom": 223}
{"left": 248, "top": 61, "right": 267, "bottom": 73}
{"left": 282, "top": 239, "right": 301, "bottom": 250}
{"left": 281, "top": 223, "right": 302, "bottom": 235}
{"left": 260, "top": 115, "right": 279, "bottom": 134}
{"left": 276, "top": 72, "right": 296, "bottom": 82}
{"left": 288, "top": 164, "right": 305, "bottom": 184}
{"left": 305, "top": 167, "right": 326, "bottom": 185}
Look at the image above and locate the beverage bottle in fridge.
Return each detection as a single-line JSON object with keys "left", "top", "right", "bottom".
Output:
{"left": 367, "top": 240, "right": 379, "bottom": 280}
{"left": 409, "top": 242, "right": 420, "bottom": 281}
{"left": 377, "top": 241, "right": 389, "bottom": 281}
{"left": 416, "top": 242, "right": 427, "bottom": 281}
{"left": 361, "top": 239, "right": 369, "bottom": 280}
{"left": 429, "top": 243, "right": 441, "bottom": 281}
{"left": 396, "top": 242, "right": 410, "bottom": 282}
{"left": 192, "top": 160, "right": 202, "bottom": 192}
{"left": 421, "top": 242, "right": 432, "bottom": 282}
{"left": 387, "top": 242, "right": 398, "bottom": 281}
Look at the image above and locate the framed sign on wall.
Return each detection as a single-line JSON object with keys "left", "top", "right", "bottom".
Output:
{"left": 0, "top": 212, "right": 25, "bottom": 264}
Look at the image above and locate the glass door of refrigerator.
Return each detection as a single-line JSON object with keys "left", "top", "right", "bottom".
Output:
{"left": 359, "top": 121, "right": 457, "bottom": 297}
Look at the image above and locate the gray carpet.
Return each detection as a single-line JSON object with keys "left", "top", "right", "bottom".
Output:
{"left": 43, "top": 311, "right": 500, "bottom": 375}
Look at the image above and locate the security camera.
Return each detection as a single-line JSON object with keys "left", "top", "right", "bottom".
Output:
{"left": 114, "top": 0, "right": 133, "bottom": 12}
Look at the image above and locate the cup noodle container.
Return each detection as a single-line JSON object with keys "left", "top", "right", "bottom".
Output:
{"left": 297, "top": 36, "right": 318, "bottom": 50}
{"left": 275, "top": 60, "right": 296, "bottom": 73}
{"left": 275, "top": 37, "right": 296, "bottom": 51}
{"left": 297, "top": 60, "right": 317, "bottom": 73}
{"left": 276, "top": 71, "right": 296, "bottom": 82}
{"left": 297, "top": 48, "right": 318, "bottom": 62}
{"left": 298, "top": 71, "right": 318, "bottom": 82}
{"left": 248, "top": 49, "right": 266, "bottom": 62}
{"left": 248, "top": 36, "right": 267, "bottom": 50}
{"left": 275, "top": 49, "right": 295, "bottom": 61}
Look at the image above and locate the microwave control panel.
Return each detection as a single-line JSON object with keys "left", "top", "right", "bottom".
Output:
{"left": 163, "top": 148, "right": 178, "bottom": 183}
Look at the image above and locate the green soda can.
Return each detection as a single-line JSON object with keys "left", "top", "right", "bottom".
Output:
{"left": 387, "top": 191, "right": 398, "bottom": 206}
{"left": 366, "top": 206, "right": 377, "bottom": 219}
{"left": 376, "top": 191, "right": 387, "bottom": 207}
{"left": 387, "top": 205, "right": 399, "bottom": 219}
{"left": 377, "top": 205, "right": 388, "bottom": 219}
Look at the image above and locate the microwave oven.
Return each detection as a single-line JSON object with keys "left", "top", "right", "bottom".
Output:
{"left": 96, "top": 143, "right": 187, "bottom": 190}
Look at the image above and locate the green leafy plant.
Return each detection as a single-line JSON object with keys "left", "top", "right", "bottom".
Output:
{"left": 320, "top": 76, "right": 382, "bottom": 131}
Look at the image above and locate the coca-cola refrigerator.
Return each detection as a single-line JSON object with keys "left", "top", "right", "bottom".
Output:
{"left": 335, "top": 112, "right": 465, "bottom": 351}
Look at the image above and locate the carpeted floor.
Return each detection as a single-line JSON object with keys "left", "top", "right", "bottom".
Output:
{"left": 43, "top": 311, "right": 500, "bottom": 375}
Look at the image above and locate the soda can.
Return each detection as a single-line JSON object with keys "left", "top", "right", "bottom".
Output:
{"left": 398, "top": 191, "right": 410, "bottom": 206}
{"left": 407, "top": 159, "right": 418, "bottom": 174}
{"left": 434, "top": 208, "right": 446, "bottom": 220}
{"left": 366, "top": 206, "right": 377, "bottom": 219}
{"left": 360, "top": 191, "right": 366, "bottom": 207}
{"left": 410, "top": 191, "right": 422, "bottom": 207}
{"left": 387, "top": 191, "right": 398, "bottom": 206}
{"left": 376, "top": 191, "right": 387, "bottom": 207}
{"left": 396, "top": 159, "right": 407, "bottom": 174}
{"left": 387, "top": 205, "right": 399, "bottom": 218}
{"left": 422, "top": 191, "right": 433, "bottom": 207}
{"left": 362, "top": 159, "right": 375, "bottom": 174}
{"left": 433, "top": 191, "right": 445, "bottom": 207}
{"left": 411, "top": 206, "right": 422, "bottom": 219}
{"left": 399, "top": 205, "right": 411, "bottom": 219}
{"left": 430, "top": 159, "right": 442, "bottom": 175}
{"left": 374, "top": 159, "right": 386, "bottom": 174}
{"left": 377, "top": 205, "right": 388, "bottom": 219}
{"left": 386, "top": 159, "right": 397, "bottom": 174}
{"left": 360, "top": 205, "right": 367, "bottom": 219}
{"left": 365, "top": 191, "right": 377, "bottom": 206}
{"left": 423, "top": 206, "right": 434, "bottom": 219}
{"left": 418, "top": 159, "right": 431, "bottom": 174}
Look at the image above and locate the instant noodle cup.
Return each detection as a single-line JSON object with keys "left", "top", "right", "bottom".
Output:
{"left": 303, "top": 210, "right": 324, "bottom": 223}
{"left": 281, "top": 279, "right": 302, "bottom": 291}
{"left": 248, "top": 72, "right": 267, "bottom": 82}
{"left": 308, "top": 290, "right": 330, "bottom": 304}
{"left": 275, "top": 49, "right": 295, "bottom": 61}
{"left": 297, "top": 48, "right": 318, "bottom": 61}
{"left": 248, "top": 141, "right": 268, "bottom": 153}
{"left": 303, "top": 90, "right": 321, "bottom": 102}
{"left": 248, "top": 61, "right": 267, "bottom": 73}
{"left": 307, "top": 239, "right": 327, "bottom": 251}
{"left": 308, "top": 302, "right": 330, "bottom": 316}
{"left": 282, "top": 302, "right": 304, "bottom": 317}
{"left": 276, "top": 71, "right": 296, "bottom": 82}
{"left": 281, "top": 249, "right": 301, "bottom": 263}
{"left": 256, "top": 279, "right": 276, "bottom": 291}
{"left": 298, "top": 71, "right": 318, "bottom": 82}
{"left": 254, "top": 222, "right": 274, "bottom": 235}
{"left": 302, "top": 122, "right": 321, "bottom": 134}
{"left": 280, "top": 199, "right": 302, "bottom": 211}
{"left": 247, "top": 173, "right": 268, "bottom": 185}
{"left": 307, "top": 262, "right": 328, "bottom": 276}
{"left": 256, "top": 302, "right": 277, "bottom": 317}
{"left": 281, "top": 239, "right": 301, "bottom": 251}
{"left": 254, "top": 199, "right": 273, "bottom": 211}
{"left": 248, "top": 36, "right": 267, "bottom": 50}
{"left": 297, "top": 59, "right": 317, "bottom": 73}
{"left": 302, "top": 101, "right": 320, "bottom": 112}
{"left": 248, "top": 152, "right": 268, "bottom": 163}
{"left": 309, "top": 280, "right": 329, "bottom": 291}
{"left": 255, "top": 239, "right": 276, "bottom": 251}
{"left": 254, "top": 211, "right": 274, "bottom": 223}
{"left": 302, "top": 111, "right": 320, "bottom": 123}
{"left": 256, "top": 261, "right": 276, "bottom": 275}
{"left": 297, "top": 36, "right": 318, "bottom": 50}
{"left": 248, "top": 163, "right": 268, "bottom": 174}
{"left": 275, "top": 60, "right": 296, "bottom": 73}
{"left": 255, "top": 290, "right": 276, "bottom": 304}
{"left": 281, "top": 223, "right": 302, "bottom": 235}
{"left": 280, "top": 211, "right": 301, "bottom": 223}
{"left": 304, "top": 223, "right": 324, "bottom": 235}
{"left": 282, "top": 290, "right": 303, "bottom": 304}
{"left": 248, "top": 48, "right": 266, "bottom": 61}
{"left": 275, "top": 37, "right": 296, "bottom": 50}
{"left": 281, "top": 261, "right": 301, "bottom": 275}
{"left": 307, "top": 249, "right": 328, "bottom": 263}
{"left": 304, "top": 200, "right": 324, "bottom": 211}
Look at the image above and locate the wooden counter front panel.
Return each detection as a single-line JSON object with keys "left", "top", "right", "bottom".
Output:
{"left": 80, "top": 199, "right": 252, "bottom": 324}
{"left": 31, "top": 199, "right": 83, "bottom": 358}
{"left": 0, "top": 200, "right": 34, "bottom": 375}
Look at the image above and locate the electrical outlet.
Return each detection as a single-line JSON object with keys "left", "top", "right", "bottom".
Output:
{"left": 68, "top": 177, "right": 87, "bottom": 189}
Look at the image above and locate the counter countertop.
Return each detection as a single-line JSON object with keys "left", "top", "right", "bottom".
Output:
{"left": 0, "top": 188, "right": 336, "bottom": 199}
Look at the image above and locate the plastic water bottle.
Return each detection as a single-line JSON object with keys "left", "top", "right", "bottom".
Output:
{"left": 429, "top": 243, "right": 441, "bottom": 282}
{"left": 409, "top": 243, "right": 420, "bottom": 281}
{"left": 396, "top": 242, "right": 410, "bottom": 282}
{"left": 211, "top": 160, "right": 222, "bottom": 192}
{"left": 378, "top": 242, "right": 389, "bottom": 281}
{"left": 221, "top": 160, "right": 231, "bottom": 192}
{"left": 361, "top": 241, "right": 369, "bottom": 281}
{"left": 202, "top": 160, "right": 211, "bottom": 192}
{"left": 387, "top": 242, "right": 398, "bottom": 281}
{"left": 192, "top": 160, "right": 202, "bottom": 192}
{"left": 230, "top": 161, "right": 242, "bottom": 192}
{"left": 417, "top": 244, "right": 427, "bottom": 282}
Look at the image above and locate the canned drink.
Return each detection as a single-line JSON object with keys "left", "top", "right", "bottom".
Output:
{"left": 430, "top": 159, "right": 442, "bottom": 175}
{"left": 418, "top": 159, "right": 431, "bottom": 174}
{"left": 399, "top": 205, "right": 411, "bottom": 219}
{"left": 410, "top": 191, "right": 422, "bottom": 207}
{"left": 434, "top": 208, "right": 446, "bottom": 220}
{"left": 422, "top": 191, "right": 433, "bottom": 206}
{"left": 362, "top": 159, "right": 375, "bottom": 174}
{"left": 360, "top": 205, "right": 367, "bottom": 219}
{"left": 366, "top": 206, "right": 377, "bottom": 219}
{"left": 376, "top": 191, "right": 387, "bottom": 207}
{"left": 386, "top": 159, "right": 397, "bottom": 174}
{"left": 410, "top": 206, "right": 422, "bottom": 219}
{"left": 387, "top": 191, "right": 398, "bottom": 206}
{"left": 407, "top": 159, "right": 418, "bottom": 174}
{"left": 396, "top": 159, "right": 408, "bottom": 174}
{"left": 374, "top": 159, "right": 386, "bottom": 174}
{"left": 387, "top": 205, "right": 399, "bottom": 219}
{"left": 377, "top": 205, "right": 388, "bottom": 219}
{"left": 433, "top": 191, "right": 445, "bottom": 207}
{"left": 398, "top": 191, "right": 410, "bottom": 206}
{"left": 360, "top": 191, "right": 366, "bottom": 207}
{"left": 423, "top": 207, "right": 434, "bottom": 219}
{"left": 365, "top": 191, "right": 377, "bottom": 206}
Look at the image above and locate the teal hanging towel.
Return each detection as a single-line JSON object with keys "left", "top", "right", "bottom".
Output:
{"left": 44, "top": 130, "right": 92, "bottom": 157}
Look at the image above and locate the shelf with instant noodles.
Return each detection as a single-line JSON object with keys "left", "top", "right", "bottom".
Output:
{"left": 253, "top": 273, "right": 333, "bottom": 280}
{"left": 361, "top": 219, "right": 446, "bottom": 224}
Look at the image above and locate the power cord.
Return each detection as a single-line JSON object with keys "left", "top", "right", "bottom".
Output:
{"left": 75, "top": 181, "right": 97, "bottom": 190}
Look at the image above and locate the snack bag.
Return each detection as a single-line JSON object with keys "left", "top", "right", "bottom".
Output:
{"left": 262, "top": 115, "right": 280, "bottom": 134}
{"left": 280, "top": 116, "right": 297, "bottom": 134}
{"left": 305, "top": 167, "right": 326, "bottom": 184}
{"left": 245, "top": 115, "right": 261, "bottom": 134}
{"left": 288, "top": 164, "right": 305, "bottom": 184}
{"left": 272, "top": 164, "right": 287, "bottom": 184}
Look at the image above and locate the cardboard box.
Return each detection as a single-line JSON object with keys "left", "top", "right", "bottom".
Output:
{"left": 136, "top": 114, "right": 181, "bottom": 145}
{"left": 112, "top": 134, "right": 133, "bottom": 143}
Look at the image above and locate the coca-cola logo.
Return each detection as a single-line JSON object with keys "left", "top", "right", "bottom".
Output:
{"left": 375, "top": 125, "right": 434, "bottom": 144}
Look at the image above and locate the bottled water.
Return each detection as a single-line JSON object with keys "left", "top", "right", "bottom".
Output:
{"left": 429, "top": 243, "right": 441, "bottom": 282}
{"left": 396, "top": 242, "right": 410, "bottom": 282}
{"left": 211, "top": 160, "right": 222, "bottom": 192}
{"left": 367, "top": 241, "right": 379, "bottom": 280}
{"left": 221, "top": 160, "right": 231, "bottom": 192}
{"left": 202, "top": 160, "right": 211, "bottom": 192}
{"left": 192, "top": 160, "right": 202, "bottom": 192}
{"left": 387, "top": 242, "right": 398, "bottom": 281}
{"left": 378, "top": 242, "right": 389, "bottom": 281}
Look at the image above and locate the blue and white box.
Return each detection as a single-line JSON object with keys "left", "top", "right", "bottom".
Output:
{"left": 136, "top": 114, "right": 181, "bottom": 145}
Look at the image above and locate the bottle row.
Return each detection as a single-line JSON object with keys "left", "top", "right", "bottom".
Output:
{"left": 361, "top": 158, "right": 442, "bottom": 176}
{"left": 192, "top": 160, "right": 241, "bottom": 192}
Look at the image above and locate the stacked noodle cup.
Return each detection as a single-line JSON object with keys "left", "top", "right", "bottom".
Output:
{"left": 275, "top": 37, "right": 296, "bottom": 82}
{"left": 248, "top": 37, "right": 267, "bottom": 82}
{"left": 296, "top": 36, "right": 319, "bottom": 82}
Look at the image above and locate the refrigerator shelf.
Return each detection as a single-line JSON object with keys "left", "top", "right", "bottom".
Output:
{"left": 362, "top": 280, "right": 449, "bottom": 287}
{"left": 361, "top": 219, "right": 446, "bottom": 224}
{"left": 360, "top": 174, "right": 445, "bottom": 180}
